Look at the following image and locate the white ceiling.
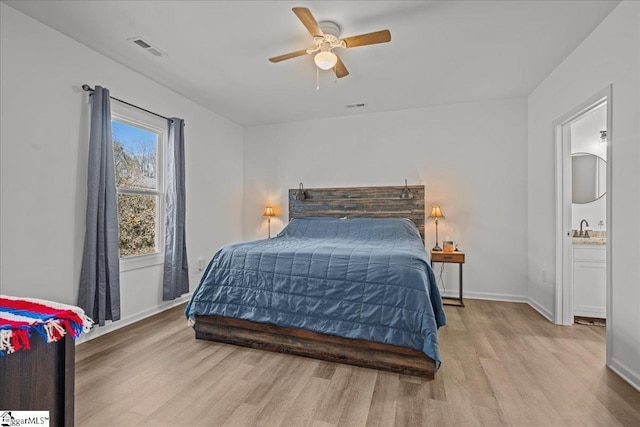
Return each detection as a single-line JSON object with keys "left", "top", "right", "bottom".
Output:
{"left": 5, "top": 0, "right": 619, "bottom": 126}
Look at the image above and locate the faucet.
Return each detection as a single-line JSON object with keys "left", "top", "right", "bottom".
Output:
{"left": 579, "top": 219, "right": 590, "bottom": 237}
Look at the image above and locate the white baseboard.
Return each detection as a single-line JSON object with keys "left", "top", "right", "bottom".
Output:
{"left": 76, "top": 293, "right": 191, "bottom": 344}
{"left": 609, "top": 357, "right": 640, "bottom": 393}
{"left": 526, "top": 297, "right": 555, "bottom": 322}
{"left": 441, "top": 290, "right": 555, "bottom": 324}
{"left": 441, "top": 290, "right": 527, "bottom": 303}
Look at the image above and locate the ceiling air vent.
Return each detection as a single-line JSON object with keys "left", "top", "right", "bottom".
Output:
{"left": 346, "top": 103, "right": 366, "bottom": 109}
{"left": 130, "top": 37, "right": 167, "bottom": 57}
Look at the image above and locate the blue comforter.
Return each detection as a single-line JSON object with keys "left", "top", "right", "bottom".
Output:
{"left": 185, "top": 217, "right": 446, "bottom": 366}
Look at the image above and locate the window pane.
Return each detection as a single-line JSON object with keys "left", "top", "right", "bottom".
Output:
{"left": 118, "top": 194, "right": 157, "bottom": 257}
{"left": 112, "top": 120, "right": 158, "bottom": 190}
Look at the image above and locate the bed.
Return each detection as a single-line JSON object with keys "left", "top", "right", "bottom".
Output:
{"left": 186, "top": 185, "right": 446, "bottom": 378}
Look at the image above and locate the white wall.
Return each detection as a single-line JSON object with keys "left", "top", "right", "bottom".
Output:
{"left": 527, "top": 1, "right": 640, "bottom": 389}
{"left": 243, "top": 98, "right": 529, "bottom": 302}
{"left": 0, "top": 4, "right": 243, "bottom": 334}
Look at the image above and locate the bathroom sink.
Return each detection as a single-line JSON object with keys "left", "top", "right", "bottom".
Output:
{"left": 572, "top": 237, "right": 606, "bottom": 245}
{"left": 572, "top": 230, "right": 606, "bottom": 245}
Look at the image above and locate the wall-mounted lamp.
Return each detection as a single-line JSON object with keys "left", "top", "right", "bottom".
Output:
{"left": 295, "top": 182, "right": 306, "bottom": 201}
{"left": 400, "top": 179, "right": 414, "bottom": 199}
{"left": 263, "top": 206, "right": 274, "bottom": 238}
{"left": 428, "top": 205, "right": 445, "bottom": 251}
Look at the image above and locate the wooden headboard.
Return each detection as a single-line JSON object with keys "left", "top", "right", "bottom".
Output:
{"left": 288, "top": 185, "right": 426, "bottom": 241}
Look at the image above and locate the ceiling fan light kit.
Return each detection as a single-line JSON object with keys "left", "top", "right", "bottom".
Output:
{"left": 269, "top": 7, "right": 391, "bottom": 79}
{"left": 314, "top": 50, "right": 338, "bottom": 70}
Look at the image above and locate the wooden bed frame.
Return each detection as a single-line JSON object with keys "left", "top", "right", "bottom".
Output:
{"left": 194, "top": 185, "right": 437, "bottom": 378}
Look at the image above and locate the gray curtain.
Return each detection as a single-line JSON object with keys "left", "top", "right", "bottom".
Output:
{"left": 163, "top": 118, "right": 189, "bottom": 300}
{"left": 78, "top": 86, "right": 121, "bottom": 326}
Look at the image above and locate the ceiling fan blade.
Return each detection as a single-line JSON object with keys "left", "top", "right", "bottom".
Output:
{"left": 292, "top": 7, "right": 324, "bottom": 37}
{"left": 269, "top": 49, "right": 309, "bottom": 63}
{"left": 333, "top": 54, "right": 349, "bottom": 78}
{"left": 342, "top": 30, "right": 391, "bottom": 48}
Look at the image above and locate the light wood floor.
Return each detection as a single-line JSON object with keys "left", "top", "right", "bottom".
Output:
{"left": 75, "top": 300, "right": 640, "bottom": 426}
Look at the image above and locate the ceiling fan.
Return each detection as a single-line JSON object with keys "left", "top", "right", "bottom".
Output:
{"left": 269, "top": 7, "right": 391, "bottom": 78}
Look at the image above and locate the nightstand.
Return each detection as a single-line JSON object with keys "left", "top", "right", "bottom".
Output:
{"left": 430, "top": 250, "right": 465, "bottom": 307}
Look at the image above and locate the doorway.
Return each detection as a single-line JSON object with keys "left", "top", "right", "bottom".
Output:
{"left": 554, "top": 86, "right": 612, "bottom": 344}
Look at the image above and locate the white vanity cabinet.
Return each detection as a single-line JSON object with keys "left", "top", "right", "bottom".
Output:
{"left": 573, "top": 245, "right": 606, "bottom": 318}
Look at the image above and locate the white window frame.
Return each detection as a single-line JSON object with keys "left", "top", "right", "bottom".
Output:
{"left": 111, "top": 101, "right": 167, "bottom": 272}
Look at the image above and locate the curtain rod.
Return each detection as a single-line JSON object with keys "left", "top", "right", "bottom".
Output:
{"left": 82, "top": 84, "right": 171, "bottom": 122}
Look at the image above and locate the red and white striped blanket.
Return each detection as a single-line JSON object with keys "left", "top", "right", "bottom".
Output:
{"left": 0, "top": 295, "right": 93, "bottom": 356}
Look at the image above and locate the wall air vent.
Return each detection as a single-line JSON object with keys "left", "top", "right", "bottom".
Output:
{"left": 130, "top": 37, "right": 167, "bottom": 58}
{"left": 346, "top": 103, "right": 366, "bottom": 108}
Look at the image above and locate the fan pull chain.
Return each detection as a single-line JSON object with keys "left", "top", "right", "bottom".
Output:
{"left": 316, "top": 67, "right": 320, "bottom": 91}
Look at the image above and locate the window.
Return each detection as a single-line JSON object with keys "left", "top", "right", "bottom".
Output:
{"left": 111, "top": 103, "right": 166, "bottom": 269}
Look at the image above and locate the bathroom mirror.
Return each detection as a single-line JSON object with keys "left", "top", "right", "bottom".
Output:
{"left": 572, "top": 152, "right": 606, "bottom": 204}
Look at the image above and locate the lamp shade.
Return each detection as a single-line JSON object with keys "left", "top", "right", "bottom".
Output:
{"left": 263, "top": 206, "right": 274, "bottom": 217}
{"left": 428, "top": 205, "right": 445, "bottom": 219}
{"left": 314, "top": 51, "right": 338, "bottom": 70}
